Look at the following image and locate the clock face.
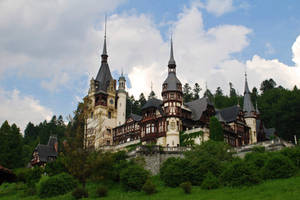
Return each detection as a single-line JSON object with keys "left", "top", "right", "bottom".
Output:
{"left": 109, "top": 98, "right": 114, "bottom": 105}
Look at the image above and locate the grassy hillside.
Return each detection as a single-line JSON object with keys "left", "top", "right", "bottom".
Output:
{"left": 1, "top": 175, "right": 300, "bottom": 200}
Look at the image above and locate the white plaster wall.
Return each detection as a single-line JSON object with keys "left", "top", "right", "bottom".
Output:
{"left": 245, "top": 118, "right": 257, "bottom": 144}
{"left": 117, "top": 92, "right": 126, "bottom": 126}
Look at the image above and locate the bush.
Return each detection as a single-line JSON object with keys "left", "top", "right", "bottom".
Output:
{"left": 44, "top": 157, "right": 67, "bottom": 176}
{"left": 15, "top": 167, "right": 43, "bottom": 184}
{"left": 220, "top": 159, "right": 261, "bottom": 187}
{"left": 96, "top": 185, "right": 108, "bottom": 197}
{"left": 201, "top": 172, "right": 220, "bottom": 190}
{"left": 23, "top": 185, "right": 37, "bottom": 197}
{"left": 245, "top": 152, "right": 268, "bottom": 171}
{"left": 160, "top": 158, "right": 192, "bottom": 187}
{"left": 142, "top": 179, "right": 156, "bottom": 195}
{"left": 72, "top": 187, "right": 88, "bottom": 199}
{"left": 262, "top": 154, "right": 296, "bottom": 180}
{"left": 180, "top": 181, "right": 192, "bottom": 194}
{"left": 120, "top": 164, "right": 149, "bottom": 191}
{"left": 38, "top": 173, "right": 77, "bottom": 198}
{"left": 252, "top": 146, "right": 265, "bottom": 153}
{"left": 281, "top": 146, "right": 300, "bottom": 168}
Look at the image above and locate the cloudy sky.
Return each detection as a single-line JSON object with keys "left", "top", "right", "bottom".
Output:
{"left": 1, "top": 0, "right": 300, "bottom": 132}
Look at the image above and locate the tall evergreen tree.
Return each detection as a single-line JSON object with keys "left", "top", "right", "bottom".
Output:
{"left": 193, "top": 83, "right": 201, "bottom": 100}
{"left": 183, "top": 83, "right": 193, "bottom": 102}
{"left": 148, "top": 91, "right": 156, "bottom": 100}
{"left": 209, "top": 117, "right": 224, "bottom": 142}
{"left": 139, "top": 93, "right": 147, "bottom": 108}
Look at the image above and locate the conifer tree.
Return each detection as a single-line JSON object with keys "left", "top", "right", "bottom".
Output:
{"left": 209, "top": 117, "right": 224, "bottom": 142}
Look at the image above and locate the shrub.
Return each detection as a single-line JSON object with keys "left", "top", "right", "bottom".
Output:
{"left": 38, "top": 173, "right": 77, "bottom": 198}
{"left": 201, "top": 172, "right": 220, "bottom": 190}
{"left": 220, "top": 160, "right": 261, "bottom": 187}
{"left": 23, "top": 185, "right": 37, "bottom": 197}
{"left": 44, "top": 157, "right": 67, "bottom": 176}
{"left": 142, "top": 179, "right": 156, "bottom": 195}
{"left": 26, "top": 167, "right": 43, "bottom": 185}
{"left": 180, "top": 181, "right": 192, "bottom": 194}
{"left": 120, "top": 164, "right": 149, "bottom": 191}
{"left": 96, "top": 185, "right": 108, "bottom": 197}
{"left": 252, "top": 146, "right": 265, "bottom": 153}
{"left": 14, "top": 168, "right": 31, "bottom": 183}
{"left": 245, "top": 152, "right": 268, "bottom": 171}
{"left": 72, "top": 187, "right": 88, "bottom": 199}
{"left": 262, "top": 154, "right": 296, "bottom": 180}
{"left": 160, "top": 158, "right": 192, "bottom": 187}
{"left": 281, "top": 146, "right": 300, "bottom": 168}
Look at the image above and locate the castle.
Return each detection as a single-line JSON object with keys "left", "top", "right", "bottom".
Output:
{"left": 84, "top": 30, "right": 275, "bottom": 150}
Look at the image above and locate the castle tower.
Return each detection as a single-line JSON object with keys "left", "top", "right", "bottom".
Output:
{"left": 85, "top": 18, "right": 117, "bottom": 149}
{"left": 243, "top": 73, "right": 257, "bottom": 144}
{"left": 161, "top": 37, "right": 183, "bottom": 147}
{"left": 117, "top": 72, "right": 126, "bottom": 126}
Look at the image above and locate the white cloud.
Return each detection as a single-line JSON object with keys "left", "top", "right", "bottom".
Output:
{"left": 0, "top": 88, "right": 53, "bottom": 133}
{"left": 204, "top": 0, "right": 234, "bottom": 16}
{"left": 0, "top": 0, "right": 125, "bottom": 90}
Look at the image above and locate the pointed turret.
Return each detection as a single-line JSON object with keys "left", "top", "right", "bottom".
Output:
{"left": 243, "top": 73, "right": 255, "bottom": 117}
{"left": 162, "top": 36, "right": 182, "bottom": 93}
{"left": 168, "top": 36, "right": 176, "bottom": 67}
{"left": 95, "top": 17, "right": 113, "bottom": 93}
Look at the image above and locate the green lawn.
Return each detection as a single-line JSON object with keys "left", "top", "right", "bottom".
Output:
{"left": 1, "top": 175, "right": 300, "bottom": 200}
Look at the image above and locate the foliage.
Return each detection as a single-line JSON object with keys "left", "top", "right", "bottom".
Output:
{"left": 96, "top": 185, "right": 108, "bottom": 197}
{"left": 180, "top": 130, "right": 203, "bottom": 147}
{"left": 44, "top": 156, "right": 67, "bottom": 176}
{"left": 201, "top": 172, "right": 220, "bottom": 190}
{"left": 244, "top": 152, "right": 268, "bottom": 171}
{"left": 252, "top": 146, "right": 265, "bottom": 153}
{"left": 262, "top": 154, "right": 296, "bottom": 180}
{"left": 180, "top": 181, "right": 192, "bottom": 194}
{"left": 209, "top": 117, "right": 224, "bottom": 142}
{"left": 280, "top": 146, "right": 300, "bottom": 168}
{"left": 142, "top": 179, "right": 156, "bottom": 195}
{"left": 38, "top": 173, "right": 77, "bottom": 198}
{"left": 120, "top": 164, "right": 149, "bottom": 191}
{"left": 25, "top": 167, "right": 43, "bottom": 185}
{"left": 160, "top": 157, "right": 192, "bottom": 187}
{"left": 0, "top": 121, "right": 24, "bottom": 169}
{"left": 72, "top": 187, "right": 88, "bottom": 199}
{"left": 220, "top": 159, "right": 261, "bottom": 187}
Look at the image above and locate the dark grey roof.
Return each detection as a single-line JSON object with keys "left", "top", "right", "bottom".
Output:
{"left": 35, "top": 144, "right": 57, "bottom": 162}
{"left": 243, "top": 75, "right": 255, "bottom": 117}
{"left": 47, "top": 136, "right": 57, "bottom": 147}
{"left": 129, "top": 113, "right": 142, "bottom": 122}
{"left": 264, "top": 127, "right": 276, "bottom": 139}
{"left": 95, "top": 62, "right": 113, "bottom": 92}
{"left": 216, "top": 105, "right": 241, "bottom": 123}
{"left": 168, "top": 37, "right": 176, "bottom": 66}
{"left": 184, "top": 97, "right": 213, "bottom": 121}
{"left": 142, "top": 98, "right": 163, "bottom": 112}
{"left": 163, "top": 72, "right": 182, "bottom": 92}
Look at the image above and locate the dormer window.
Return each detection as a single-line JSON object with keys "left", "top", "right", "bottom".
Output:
{"left": 170, "top": 93, "right": 174, "bottom": 99}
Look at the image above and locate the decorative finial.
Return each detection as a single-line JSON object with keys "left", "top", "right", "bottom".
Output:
{"left": 102, "top": 15, "right": 107, "bottom": 56}
{"left": 168, "top": 34, "right": 176, "bottom": 66}
{"left": 151, "top": 81, "right": 153, "bottom": 92}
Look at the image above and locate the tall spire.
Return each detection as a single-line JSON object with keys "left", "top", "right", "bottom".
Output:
{"left": 243, "top": 72, "right": 255, "bottom": 117}
{"left": 101, "top": 15, "right": 108, "bottom": 62}
{"left": 168, "top": 35, "right": 176, "bottom": 66}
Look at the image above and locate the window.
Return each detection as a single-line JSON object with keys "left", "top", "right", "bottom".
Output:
{"left": 107, "top": 129, "right": 111, "bottom": 134}
{"left": 90, "top": 112, "right": 94, "bottom": 119}
{"left": 170, "top": 93, "right": 174, "bottom": 99}
{"left": 106, "top": 140, "right": 110, "bottom": 145}
{"left": 108, "top": 111, "right": 111, "bottom": 119}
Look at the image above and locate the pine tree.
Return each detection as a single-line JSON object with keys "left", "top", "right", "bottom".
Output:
{"left": 193, "top": 83, "right": 201, "bottom": 100}
{"left": 209, "top": 117, "right": 224, "bottom": 142}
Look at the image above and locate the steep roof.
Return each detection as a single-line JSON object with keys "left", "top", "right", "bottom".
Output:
{"left": 216, "top": 105, "right": 241, "bottom": 123}
{"left": 163, "top": 72, "right": 182, "bottom": 91}
{"left": 129, "top": 113, "right": 142, "bottom": 122}
{"left": 95, "top": 29, "right": 113, "bottom": 93}
{"left": 35, "top": 144, "right": 57, "bottom": 162}
{"left": 162, "top": 37, "right": 182, "bottom": 93}
{"left": 184, "top": 97, "right": 213, "bottom": 121}
{"left": 142, "top": 98, "right": 163, "bottom": 113}
{"left": 243, "top": 74, "right": 255, "bottom": 117}
{"left": 95, "top": 62, "right": 113, "bottom": 92}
